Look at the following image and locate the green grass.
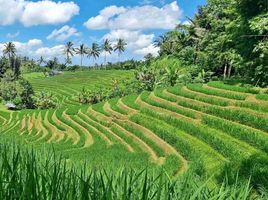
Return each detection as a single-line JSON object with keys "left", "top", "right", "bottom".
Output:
{"left": 1, "top": 71, "right": 268, "bottom": 197}
{"left": 207, "top": 81, "right": 260, "bottom": 94}
{"left": 1, "top": 142, "right": 266, "bottom": 200}
{"left": 256, "top": 93, "right": 268, "bottom": 101}
{"left": 24, "top": 70, "right": 133, "bottom": 108}
{"left": 187, "top": 84, "right": 247, "bottom": 100}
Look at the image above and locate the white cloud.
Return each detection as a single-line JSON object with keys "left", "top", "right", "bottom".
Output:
{"left": 35, "top": 45, "right": 64, "bottom": 59}
{"left": 182, "top": 20, "right": 191, "bottom": 25}
{"left": 0, "top": 39, "right": 64, "bottom": 60}
{"left": 47, "top": 25, "right": 80, "bottom": 41}
{"left": 7, "top": 31, "right": 20, "bottom": 38}
{"left": 103, "top": 29, "right": 159, "bottom": 57}
{"left": 0, "top": 0, "right": 79, "bottom": 26}
{"left": 134, "top": 44, "right": 159, "bottom": 57}
{"left": 139, "top": 0, "right": 166, "bottom": 6}
{"left": 21, "top": 1, "right": 79, "bottom": 27}
{"left": 12, "top": 39, "right": 43, "bottom": 55}
{"left": 84, "top": 1, "right": 182, "bottom": 30}
{"left": 0, "top": 0, "right": 25, "bottom": 25}
{"left": 84, "top": 6, "right": 126, "bottom": 30}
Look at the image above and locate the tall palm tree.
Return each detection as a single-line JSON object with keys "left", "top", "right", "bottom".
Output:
{"left": 153, "top": 35, "right": 168, "bottom": 48}
{"left": 114, "top": 39, "right": 127, "bottom": 62}
{"left": 75, "top": 44, "right": 87, "bottom": 67}
{"left": 38, "top": 56, "right": 46, "bottom": 66}
{"left": 64, "top": 41, "right": 75, "bottom": 65}
{"left": 102, "top": 39, "right": 113, "bottom": 65}
{"left": 90, "top": 43, "right": 101, "bottom": 66}
{"left": 3, "top": 42, "right": 16, "bottom": 62}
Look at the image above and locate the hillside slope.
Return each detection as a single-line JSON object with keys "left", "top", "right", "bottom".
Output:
{"left": 1, "top": 79, "right": 268, "bottom": 177}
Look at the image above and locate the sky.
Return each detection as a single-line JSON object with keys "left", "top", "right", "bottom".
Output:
{"left": 0, "top": 0, "right": 206, "bottom": 65}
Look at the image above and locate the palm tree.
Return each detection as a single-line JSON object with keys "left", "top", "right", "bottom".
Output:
{"left": 114, "top": 39, "right": 127, "bottom": 62}
{"left": 64, "top": 42, "right": 75, "bottom": 65}
{"left": 153, "top": 35, "right": 168, "bottom": 48}
{"left": 102, "top": 39, "right": 113, "bottom": 65}
{"left": 38, "top": 56, "right": 46, "bottom": 66}
{"left": 90, "top": 43, "right": 101, "bottom": 67}
{"left": 75, "top": 44, "right": 87, "bottom": 67}
{"left": 3, "top": 42, "right": 16, "bottom": 62}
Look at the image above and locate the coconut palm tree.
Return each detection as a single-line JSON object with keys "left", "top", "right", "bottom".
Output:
{"left": 38, "top": 56, "right": 46, "bottom": 66}
{"left": 90, "top": 43, "right": 101, "bottom": 67}
{"left": 75, "top": 44, "right": 87, "bottom": 67}
{"left": 102, "top": 39, "right": 113, "bottom": 65}
{"left": 114, "top": 39, "right": 127, "bottom": 62}
{"left": 3, "top": 42, "right": 16, "bottom": 62}
{"left": 153, "top": 35, "right": 168, "bottom": 48}
{"left": 64, "top": 42, "right": 75, "bottom": 65}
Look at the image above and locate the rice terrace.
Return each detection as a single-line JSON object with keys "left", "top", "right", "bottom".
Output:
{"left": 0, "top": 0, "right": 267, "bottom": 199}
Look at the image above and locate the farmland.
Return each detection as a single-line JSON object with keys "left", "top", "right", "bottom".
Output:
{"left": 1, "top": 71, "right": 268, "bottom": 180}
{"left": 23, "top": 70, "right": 133, "bottom": 107}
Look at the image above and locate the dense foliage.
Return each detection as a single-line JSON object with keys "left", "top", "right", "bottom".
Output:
{"left": 0, "top": 56, "right": 56, "bottom": 110}
{"left": 156, "top": 0, "right": 267, "bottom": 86}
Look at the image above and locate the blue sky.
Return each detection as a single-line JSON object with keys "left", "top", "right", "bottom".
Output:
{"left": 0, "top": 0, "right": 206, "bottom": 65}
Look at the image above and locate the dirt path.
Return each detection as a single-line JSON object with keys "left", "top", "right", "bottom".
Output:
{"left": 182, "top": 86, "right": 235, "bottom": 106}
{"left": 32, "top": 112, "right": 49, "bottom": 142}
{"left": 105, "top": 98, "right": 188, "bottom": 174}
{"left": 61, "top": 111, "right": 82, "bottom": 145}
{"left": 117, "top": 99, "right": 137, "bottom": 115}
{"left": 45, "top": 111, "right": 65, "bottom": 143}
{"left": 63, "top": 111, "right": 94, "bottom": 148}
{"left": 103, "top": 102, "right": 128, "bottom": 120}
{"left": 78, "top": 112, "right": 134, "bottom": 152}
{"left": 75, "top": 112, "right": 113, "bottom": 145}
{"left": 89, "top": 106, "right": 159, "bottom": 162}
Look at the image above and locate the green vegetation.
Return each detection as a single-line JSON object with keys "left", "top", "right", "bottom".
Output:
{"left": 0, "top": 0, "right": 267, "bottom": 198}
{"left": 1, "top": 142, "right": 266, "bottom": 200}
{"left": 2, "top": 73, "right": 268, "bottom": 197}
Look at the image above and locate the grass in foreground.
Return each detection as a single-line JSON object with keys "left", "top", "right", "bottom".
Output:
{"left": 0, "top": 142, "right": 267, "bottom": 200}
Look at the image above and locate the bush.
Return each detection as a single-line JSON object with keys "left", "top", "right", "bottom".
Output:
{"left": 0, "top": 76, "right": 35, "bottom": 109}
{"left": 33, "top": 91, "right": 57, "bottom": 109}
{"left": 77, "top": 87, "right": 108, "bottom": 104}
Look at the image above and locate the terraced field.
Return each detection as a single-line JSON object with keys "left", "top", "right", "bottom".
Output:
{"left": 1, "top": 76, "right": 268, "bottom": 177}
{"left": 23, "top": 70, "right": 133, "bottom": 107}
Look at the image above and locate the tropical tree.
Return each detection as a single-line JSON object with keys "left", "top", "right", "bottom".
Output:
{"left": 102, "top": 39, "right": 113, "bottom": 65}
{"left": 3, "top": 42, "right": 16, "bottom": 62}
{"left": 154, "top": 35, "right": 168, "bottom": 48}
{"left": 64, "top": 42, "right": 75, "bottom": 65}
{"left": 114, "top": 39, "right": 127, "bottom": 62}
{"left": 75, "top": 44, "right": 87, "bottom": 67}
{"left": 90, "top": 43, "right": 101, "bottom": 67}
{"left": 37, "top": 56, "right": 46, "bottom": 66}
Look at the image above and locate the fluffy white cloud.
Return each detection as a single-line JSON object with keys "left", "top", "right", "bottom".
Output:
{"left": 134, "top": 44, "right": 159, "bottom": 57}
{"left": 0, "top": 39, "right": 64, "bottom": 60}
{"left": 35, "top": 45, "right": 64, "bottom": 58}
{"left": 84, "top": 1, "right": 182, "bottom": 30}
{"left": 85, "top": 6, "right": 126, "bottom": 30}
{"left": 47, "top": 25, "right": 80, "bottom": 41}
{"left": 0, "top": 0, "right": 79, "bottom": 26}
{"left": 21, "top": 1, "right": 79, "bottom": 26}
{"left": 13, "top": 39, "right": 42, "bottom": 54}
{"left": 103, "top": 29, "right": 159, "bottom": 57}
{"left": 0, "top": 0, "right": 25, "bottom": 25}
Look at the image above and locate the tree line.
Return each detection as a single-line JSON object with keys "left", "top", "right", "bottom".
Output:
{"left": 2, "top": 38, "right": 127, "bottom": 70}
{"left": 154, "top": 0, "right": 267, "bottom": 86}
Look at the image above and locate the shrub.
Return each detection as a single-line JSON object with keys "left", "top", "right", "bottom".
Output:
{"left": 77, "top": 87, "right": 108, "bottom": 104}
{"left": 33, "top": 91, "right": 57, "bottom": 109}
{"left": 0, "top": 76, "right": 35, "bottom": 109}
